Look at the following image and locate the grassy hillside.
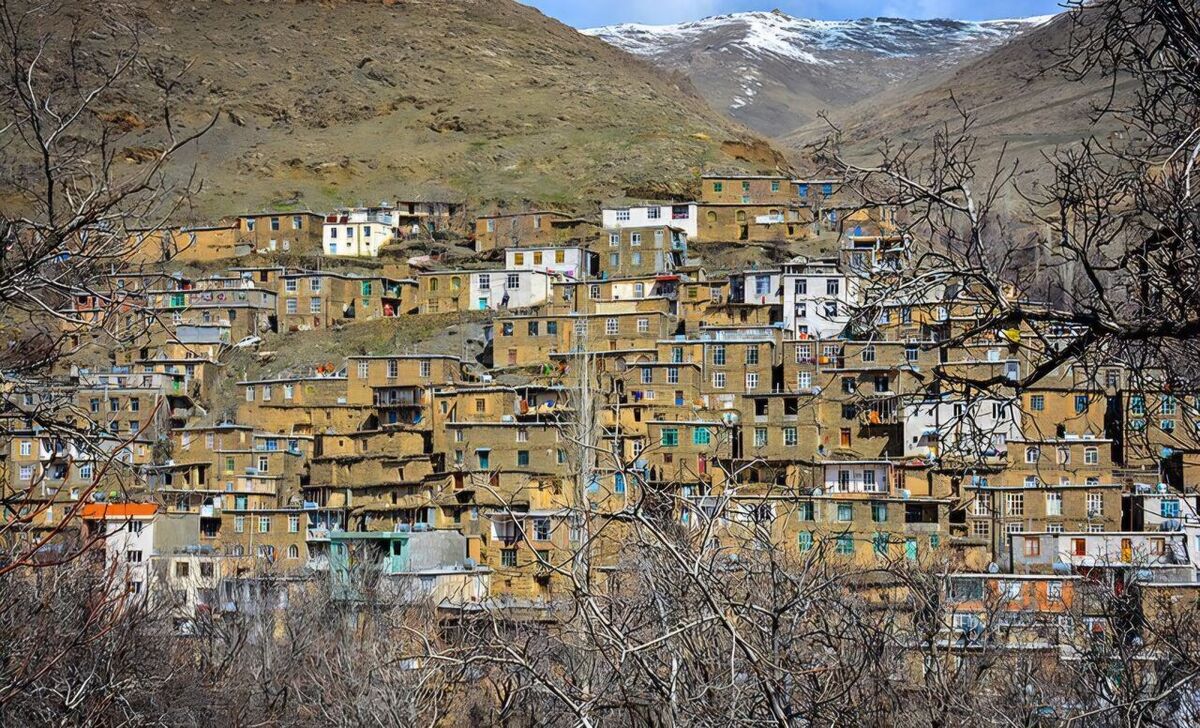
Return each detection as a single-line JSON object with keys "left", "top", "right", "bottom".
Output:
{"left": 83, "top": 0, "right": 787, "bottom": 219}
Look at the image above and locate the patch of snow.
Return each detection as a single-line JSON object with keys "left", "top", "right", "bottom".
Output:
{"left": 584, "top": 11, "right": 1057, "bottom": 64}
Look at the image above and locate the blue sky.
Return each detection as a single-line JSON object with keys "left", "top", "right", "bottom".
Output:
{"left": 524, "top": 0, "right": 1064, "bottom": 27}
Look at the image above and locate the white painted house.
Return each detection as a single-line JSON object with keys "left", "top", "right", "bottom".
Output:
{"left": 505, "top": 246, "right": 598, "bottom": 278}
{"left": 781, "top": 257, "right": 858, "bottom": 338}
{"left": 903, "top": 395, "right": 1022, "bottom": 459}
{"left": 602, "top": 203, "right": 699, "bottom": 239}
{"left": 323, "top": 207, "right": 397, "bottom": 257}
{"left": 469, "top": 270, "right": 554, "bottom": 311}
{"left": 730, "top": 269, "right": 783, "bottom": 305}
{"left": 821, "top": 461, "right": 893, "bottom": 494}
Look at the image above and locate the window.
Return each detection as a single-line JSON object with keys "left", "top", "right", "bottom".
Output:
{"left": 259, "top": 516, "right": 271, "bottom": 533}
{"left": 1025, "top": 447, "right": 1040, "bottom": 464}
{"left": 871, "top": 502, "right": 887, "bottom": 523}
{"left": 745, "top": 373, "right": 758, "bottom": 390}
{"left": 1072, "top": 538, "right": 1087, "bottom": 556}
{"left": 1161, "top": 499, "right": 1181, "bottom": 518}
{"left": 637, "top": 318, "right": 649, "bottom": 333}
{"left": 517, "top": 451, "right": 529, "bottom": 466}
{"left": 798, "top": 371, "right": 811, "bottom": 389}
{"left": 1163, "top": 395, "right": 1177, "bottom": 415}
{"left": 1005, "top": 523, "right": 1023, "bottom": 544}
{"left": 798, "top": 531, "right": 813, "bottom": 552}
{"left": 839, "top": 428, "right": 851, "bottom": 448}
{"left": 971, "top": 520, "right": 990, "bottom": 538}
{"left": 693, "top": 427, "right": 710, "bottom": 446}
{"left": 667, "top": 367, "right": 680, "bottom": 384}
{"left": 794, "top": 278, "right": 808, "bottom": 295}
{"left": 1084, "top": 447, "right": 1099, "bottom": 465}
{"left": 712, "top": 345, "right": 726, "bottom": 366}
{"left": 288, "top": 514, "right": 300, "bottom": 533}
{"left": 745, "top": 346, "right": 759, "bottom": 365}
{"left": 753, "top": 427, "right": 767, "bottom": 447}
{"left": 1087, "top": 492, "right": 1103, "bottom": 516}
{"left": 836, "top": 534, "right": 855, "bottom": 555}
{"left": 506, "top": 273, "right": 520, "bottom": 290}
{"left": 1006, "top": 492, "right": 1024, "bottom": 517}
{"left": 500, "top": 549, "right": 517, "bottom": 567}
{"left": 1046, "top": 492, "right": 1063, "bottom": 517}
{"left": 861, "top": 345, "right": 876, "bottom": 363}
{"left": 798, "top": 502, "right": 814, "bottom": 521}
{"left": 285, "top": 279, "right": 298, "bottom": 293}
{"left": 19, "top": 441, "right": 30, "bottom": 457}
{"left": 712, "top": 372, "right": 726, "bottom": 389}
{"left": 287, "top": 544, "right": 300, "bottom": 560}
{"left": 1030, "top": 394, "right": 1045, "bottom": 411}
{"left": 18, "top": 465, "right": 33, "bottom": 481}
{"left": 286, "top": 299, "right": 298, "bottom": 314}
{"left": 605, "top": 318, "right": 618, "bottom": 335}
{"left": 533, "top": 517, "right": 551, "bottom": 541}
{"left": 837, "top": 503, "right": 853, "bottom": 522}
{"left": 640, "top": 367, "right": 653, "bottom": 384}
{"left": 784, "top": 427, "right": 797, "bottom": 447}
{"left": 1131, "top": 395, "right": 1145, "bottom": 415}
{"left": 1075, "top": 395, "right": 1089, "bottom": 413}
{"left": 630, "top": 233, "right": 641, "bottom": 246}
{"left": 615, "top": 209, "right": 631, "bottom": 222}
{"left": 661, "top": 428, "right": 679, "bottom": 447}
{"left": 712, "top": 181, "right": 723, "bottom": 193}
{"left": 126, "top": 550, "right": 143, "bottom": 564}
{"left": 1057, "top": 447, "right": 1070, "bottom": 465}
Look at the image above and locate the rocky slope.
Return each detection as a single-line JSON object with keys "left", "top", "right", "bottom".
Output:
{"left": 86, "top": 0, "right": 785, "bottom": 219}
{"left": 585, "top": 10, "right": 1053, "bottom": 137}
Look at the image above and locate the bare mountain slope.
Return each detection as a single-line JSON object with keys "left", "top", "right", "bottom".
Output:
{"left": 783, "top": 12, "right": 1128, "bottom": 172}
{"left": 585, "top": 11, "right": 1052, "bottom": 137}
{"left": 92, "top": 0, "right": 784, "bottom": 218}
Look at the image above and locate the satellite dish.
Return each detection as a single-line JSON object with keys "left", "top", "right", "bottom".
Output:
{"left": 986, "top": 562, "right": 999, "bottom": 574}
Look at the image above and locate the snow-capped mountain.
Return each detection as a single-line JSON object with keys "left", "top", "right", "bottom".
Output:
{"left": 584, "top": 11, "right": 1055, "bottom": 137}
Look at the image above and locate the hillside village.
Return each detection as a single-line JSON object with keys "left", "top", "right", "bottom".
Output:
{"left": 5, "top": 167, "right": 1198, "bottom": 646}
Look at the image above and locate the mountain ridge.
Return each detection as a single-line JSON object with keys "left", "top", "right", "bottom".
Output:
{"left": 584, "top": 10, "right": 1055, "bottom": 137}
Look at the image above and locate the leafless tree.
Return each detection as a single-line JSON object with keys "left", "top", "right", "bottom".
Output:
{"left": 0, "top": 0, "right": 214, "bottom": 570}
